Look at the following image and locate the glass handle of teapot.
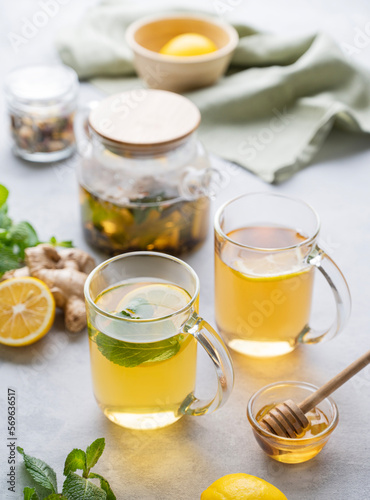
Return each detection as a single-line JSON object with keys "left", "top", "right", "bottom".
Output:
{"left": 74, "top": 101, "right": 100, "bottom": 156}
{"left": 180, "top": 166, "right": 225, "bottom": 199}
{"left": 180, "top": 313, "right": 234, "bottom": 416}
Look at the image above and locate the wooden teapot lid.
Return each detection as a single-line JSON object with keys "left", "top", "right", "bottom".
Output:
{"left": 89, "top": 89, "right": 201, "bottom": 152}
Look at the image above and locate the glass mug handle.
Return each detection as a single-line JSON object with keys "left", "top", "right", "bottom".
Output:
{"left": 300, "top": 245, "right": 351, "bottom": 344}
{"left": 180, "top": 313, "right": 234, "bottom": 416}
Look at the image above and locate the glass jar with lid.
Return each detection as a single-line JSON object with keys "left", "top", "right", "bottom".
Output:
{"left": 77, "top": 89, "right": 214, "bottom": 256}
{"left": 4, "top": 64, "right": 78, "bottom": 162}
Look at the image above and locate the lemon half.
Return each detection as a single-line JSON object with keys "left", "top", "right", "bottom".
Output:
{"left": 0, "top": 277, "right": 55, "bottom": 346}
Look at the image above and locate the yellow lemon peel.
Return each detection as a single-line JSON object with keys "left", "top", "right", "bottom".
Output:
{"left": 201, "top": 473, "right": 288, "bottom": 500}
{"left": 160, "top": 33, "right": 218, "bottom": 57}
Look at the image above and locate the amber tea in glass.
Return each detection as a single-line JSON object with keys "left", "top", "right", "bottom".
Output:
{"left": 214, "top": 193, "right": 351, "bottom": 358}
{"left": 88, "top": 280, "right": 197, "bottom": 429}
{"left": 85, "top": 252, "right": 234, "bottom": 430}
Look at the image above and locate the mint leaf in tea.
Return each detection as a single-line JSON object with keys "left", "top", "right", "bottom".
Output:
{"left": 95, "top": 332, "right": 183, "bottom": 368}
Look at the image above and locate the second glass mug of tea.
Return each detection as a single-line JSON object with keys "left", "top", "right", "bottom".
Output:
{"left": 84, "top": 252, "right": 234, "bottom": 430}
{"left": 214, "top": 192, "right": 351, "bottom": 358}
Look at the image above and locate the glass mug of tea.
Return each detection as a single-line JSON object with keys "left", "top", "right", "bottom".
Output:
{"left": 84, "top": 252, "right": 234, "bottom": 430}
{"left": 214, "top": 192, "right": 351, "bottom": 358}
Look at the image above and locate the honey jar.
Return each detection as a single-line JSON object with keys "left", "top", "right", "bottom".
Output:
{"left": 247, "top": 381, "right": 339, "bottom": 464}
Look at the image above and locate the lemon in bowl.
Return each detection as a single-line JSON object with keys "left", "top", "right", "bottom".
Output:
{"left": 160, "top": 33, "right": 218, "bottom": 57}
{"left": 126, "top": 14, "right": 239, "bottom": 92}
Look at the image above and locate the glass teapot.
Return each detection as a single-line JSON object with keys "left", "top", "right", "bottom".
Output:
{"left": 76, "top": 89, "right": 215, "bottom": 256}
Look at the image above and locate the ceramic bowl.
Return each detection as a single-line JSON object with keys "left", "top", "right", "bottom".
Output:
{"left": 126, "top": 14, "right": 239, "bottom": 93}
{"left": 247, "top": 381, "right": 339, "bottom": 464}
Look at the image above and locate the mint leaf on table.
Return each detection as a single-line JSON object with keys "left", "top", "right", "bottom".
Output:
{"left": 8, "top": 221, "right": 39, "bottom": 248}
{"left": 88, "top": 473, "right": 116, "bottom": 500}
{"left": 47, "top": 236, "right": 74, "bottom": 248}
{"left": 0, "top": 184, "right": 74, "bottom": 277}
{"left": 44, "top": 495, "right": 68, "bottom": 499}
{"left": 0, "top": 184, "right": 9, "bottom": 208}
{"left": 23, "top": 487, "right": 39, "bottom": 500}
{"left": 85, "top": 438, "right": 105, "bottom": 472}
{"left": 63, "top": 449, "right": 86, "bottom": 476}
{"left": 17, "top": 447, "right": 57, "bottom": 494}
{"left": 0, "top": 210, "right": 13, "bottom": 231}
{"left": 19, "top": 438, "right": 116, "bottom": 500}
{"left": 0, "top": 246, "right": 22, "bottom": 274}
{"left": 62, "top": 473, "right": 106, "bottom": 500}
{"left": 7, "top": 221, "right": 40, "bottom": 260}
{"left": 95, "top": 332, "right": 182, "bottom": 368}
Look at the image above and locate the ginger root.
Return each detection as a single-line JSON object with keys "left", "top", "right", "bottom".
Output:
{"left": 3, "top": 244, "right": 95, "bottom": 333}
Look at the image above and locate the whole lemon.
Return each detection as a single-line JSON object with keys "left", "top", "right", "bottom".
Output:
{"left": 159, "top": 33, "right": 217, "bottom": 57}
{"left": 201, "top": 473, "right": 288, "bottom": 500}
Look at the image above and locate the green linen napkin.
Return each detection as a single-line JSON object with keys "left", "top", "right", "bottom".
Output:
{"left": 56, "top": 1, "right": 370, "bottom": 183}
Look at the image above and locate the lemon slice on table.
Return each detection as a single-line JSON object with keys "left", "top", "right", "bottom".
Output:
{"left": 0, "top": 277, "right": 55, "bottom": 346}
{"left": 116, "top": 283, "right": 191, "bottom": 320}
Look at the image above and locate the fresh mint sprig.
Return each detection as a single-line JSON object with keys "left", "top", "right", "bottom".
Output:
{"left": 17, "top": 438, "right": 116, "bottom": 500}
{"left": 0, "top": 184, "right": 73, "bottom": 276}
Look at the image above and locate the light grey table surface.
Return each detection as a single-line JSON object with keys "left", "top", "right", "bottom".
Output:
{"left": 1, "top": 1, "right": 370, "bottom": 499}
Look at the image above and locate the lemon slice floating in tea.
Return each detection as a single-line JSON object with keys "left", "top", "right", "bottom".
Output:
{"left": 160, "top": 33, "right": 218, "bottom": 57}
{"left": 116, "top": 283, "right": 191, "bottom": 320}
{"left": 0, "top": 277, "right": 55, "bottom": 346}
{"left": 233, "top": 248, "right": 304, "bottom": 278}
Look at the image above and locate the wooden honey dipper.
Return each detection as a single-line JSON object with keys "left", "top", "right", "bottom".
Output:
{"left": 259, "top": 350, "right": 370, "bottom": 438}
